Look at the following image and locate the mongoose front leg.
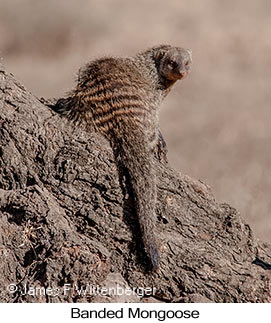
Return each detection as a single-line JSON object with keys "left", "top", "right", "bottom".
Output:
{"left": 154, "top": 129, "right": 168, "bottom": 164}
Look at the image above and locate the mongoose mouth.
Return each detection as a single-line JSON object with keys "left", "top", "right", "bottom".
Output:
{"left": 166, "top": 70, "right": 190, "bottom": 81}
{"left": 177, "top": 71, "right": 189, "bottom": 80}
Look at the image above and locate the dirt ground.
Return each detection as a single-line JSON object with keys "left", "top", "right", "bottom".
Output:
{"left": 0, "top": 0, "right": 270, "bottom": 242}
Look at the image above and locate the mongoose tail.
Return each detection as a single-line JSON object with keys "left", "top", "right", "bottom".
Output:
{"left": 117, "top": 127, "right": 160, "bottom": 270}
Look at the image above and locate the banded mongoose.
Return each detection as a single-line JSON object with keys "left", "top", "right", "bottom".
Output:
{"left": 52, "top": 45, "right": 192, "bottom": 270}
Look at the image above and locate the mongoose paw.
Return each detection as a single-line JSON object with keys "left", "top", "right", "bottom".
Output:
{"left": 149, "top": 244, "right": 160, "bottom": 271}
{"left": 154, "top": 130, "right": 168, "bottom": 164}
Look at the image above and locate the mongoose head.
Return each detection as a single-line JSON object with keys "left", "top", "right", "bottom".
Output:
{"left": 153, "top": 45, "right": 192, "bottom": 82}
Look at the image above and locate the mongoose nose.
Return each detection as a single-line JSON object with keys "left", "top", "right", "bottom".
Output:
{"left": 177, "top": 70, "right": 188, "bottom": 79}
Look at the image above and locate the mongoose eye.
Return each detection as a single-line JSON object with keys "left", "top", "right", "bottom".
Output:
{"left": 168, "top": 60, "right": 177, "bottom": 69}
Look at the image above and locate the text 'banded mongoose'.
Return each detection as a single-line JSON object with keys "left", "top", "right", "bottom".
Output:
{"left": 52, "top": 45, "right": 192, "bottom": 270}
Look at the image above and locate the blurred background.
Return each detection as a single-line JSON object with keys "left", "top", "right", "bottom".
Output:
{"left": 0, "top": 0, "right": 270, "bottom": 242}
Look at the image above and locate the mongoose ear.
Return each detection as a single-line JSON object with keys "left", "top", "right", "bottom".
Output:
{"left": 152, "top": 45, "right": 172, "bottom": 62}
{"left": 153, "top": 50, "right": 163, "bottom": 62}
